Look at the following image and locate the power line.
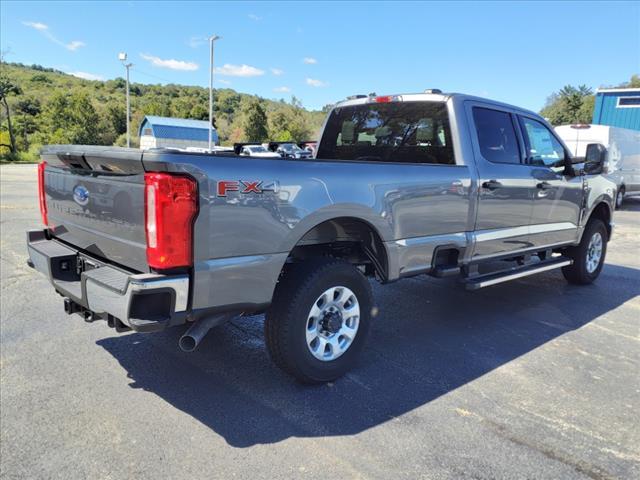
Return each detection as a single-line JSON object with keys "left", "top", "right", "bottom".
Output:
{"left": 132, "top": 68, "right": 174, "bottom": 84}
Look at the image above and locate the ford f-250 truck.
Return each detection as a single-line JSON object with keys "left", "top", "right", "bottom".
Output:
{"left": 27, "top": 91, "right": 616, "bottom": 383}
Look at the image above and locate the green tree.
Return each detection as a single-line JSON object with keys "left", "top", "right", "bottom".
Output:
{"left": 143, "top": 100, "right": 171, "bottom": 117}
{"left": 540, "top": 85, "right": 594, "bottom": 125}
{"left": 15, "top": 97, "right": 41, "bottom": 150}
{"left": 617, "top": 74, "right": 640, "bottom": 88}
{"left": 0, "top": 76, "right": 22, "bottom": 153}
{"left": 44, "top": 92, "right": 101, "bottom": 144}
{"left": 106, "top": 103, "right": 127, "bottom": 136}
{"left": 242, "top": 99, "right": 268, "bottom": 142}
{"left": 268, "top": 109, "right": 293, "bottom": 141}
{"left": 190, "top": 104, "right": 208, "bottom": 120}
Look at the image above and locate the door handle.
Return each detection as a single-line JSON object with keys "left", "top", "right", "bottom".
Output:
{"left": 482, "top": 180, "right": 502, "bottom": 190}
{"left": 536, "top": 181, "right": 552, "bottom": 190}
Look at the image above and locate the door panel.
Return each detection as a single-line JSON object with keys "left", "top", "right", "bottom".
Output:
{"left": 466, "top": 103, "right": 536, "bottom": 258}
{"left": 518, "top": 116, "right": 582, "bottom": 247}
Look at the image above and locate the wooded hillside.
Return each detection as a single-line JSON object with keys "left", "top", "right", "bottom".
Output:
{"left": 0, "top": 62, "right": 327, "bottom": 160}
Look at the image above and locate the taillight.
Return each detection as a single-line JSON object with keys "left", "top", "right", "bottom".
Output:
{"left": 37, "top": 161, "right": 48, "bottom": 226}
{"left": 144, "top": 173, "right": 198, "bottom": 270}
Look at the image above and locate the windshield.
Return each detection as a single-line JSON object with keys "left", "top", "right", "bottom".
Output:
{"left": 248, "top": 146, "right": 268, "bottom": 153}
{"left": 317, "top": 101, "right": 454, "bottom": 164}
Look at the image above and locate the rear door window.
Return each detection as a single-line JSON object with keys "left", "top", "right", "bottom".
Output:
{"left": 472, "top": 107, "right": 521, "bottom": 164}
{"left": 316, "top": 101, "right": 455, "bottom": 164}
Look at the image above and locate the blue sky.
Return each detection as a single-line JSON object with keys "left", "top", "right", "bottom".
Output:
{"left": 1, "top": 1, "right": 638, "bottom": 111}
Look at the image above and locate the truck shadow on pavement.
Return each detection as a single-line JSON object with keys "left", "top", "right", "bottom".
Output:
{"left": 97, "top": 263, "right": 640, "bottom": 448}
{"left": 619, "top": 196, "right": 640, "bottom": 212}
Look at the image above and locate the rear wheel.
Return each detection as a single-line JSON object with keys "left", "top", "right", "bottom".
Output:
{"left": 562, "top": 219, "right": 607, "bottom": 285}
{"left": 265, "top": 257, "right": 373, "bottom": 384}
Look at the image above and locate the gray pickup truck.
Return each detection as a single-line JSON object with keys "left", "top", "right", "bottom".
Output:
{"left": 27, "top": 91, "right": 616, "bottom": 383}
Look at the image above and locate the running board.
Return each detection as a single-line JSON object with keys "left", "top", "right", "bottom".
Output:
{"left": 464, "top": 257, "right": 572, "bottom": 290}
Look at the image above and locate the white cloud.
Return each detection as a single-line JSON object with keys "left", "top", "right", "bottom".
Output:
{"left": 140, "top": 53, "right": 199, "bottom": 71}
{"left": 23, "top": 20, "right": 85, "bottom": 51}
{"left": 303, "top": 57, "right": 317, "bottom": 64}
{"left": 270, "top": 68, "right": 284, "bottom": 76}
{"left": 214, "top": 63, "right": 265, "bottom": 77}
{"left": 216, "top": 78, "right": 232, "bottom": 85}
{"left": 273, "top": 86, "right": 291, "bottom": 93}
{"left": 248, "top": 13, "right": 262, "bottom": 21}
{"left": 66, "top": 41, "right": 85, "bottom": 51}
{"left": 22, "top": 21, "right": 48, "bottom": 31}
{"left": 68, "top": 71, "right": 104, "bottom": 81}
{"left": 306, "top": 78, "right": 328, "bottom": 87}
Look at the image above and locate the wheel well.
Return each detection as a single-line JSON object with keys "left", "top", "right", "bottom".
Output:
{"left": 588, "top": 202, "right": 612, "bottom": 239}
{"left": 288, "top": 217, "right": 388, "bottom": 281}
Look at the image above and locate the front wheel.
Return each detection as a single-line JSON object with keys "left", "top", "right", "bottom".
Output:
{"left": 615, "top": 186, "right": 625, "bottom": 210}
{"left": 265, "top": 257, "right": 373, "bottom": 384}
{"left": 562, "top": 219, "right": 608, "bottom": 285}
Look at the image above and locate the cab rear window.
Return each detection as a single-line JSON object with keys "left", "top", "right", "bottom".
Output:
{"left": 317, "top": 101, "right": 455, "bottom": 164}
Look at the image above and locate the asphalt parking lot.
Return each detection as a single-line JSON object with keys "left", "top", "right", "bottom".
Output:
{"left": 1, "top": 163, "right": 639, "bottom": 480}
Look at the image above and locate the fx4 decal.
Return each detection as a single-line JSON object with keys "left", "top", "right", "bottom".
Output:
{"left": 216, "top": 180, "right": 279, "bottom": 197}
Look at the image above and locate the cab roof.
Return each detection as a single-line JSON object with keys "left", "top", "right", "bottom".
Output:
{"left": 333, "top": 91, "right": 540, "bottom": 118}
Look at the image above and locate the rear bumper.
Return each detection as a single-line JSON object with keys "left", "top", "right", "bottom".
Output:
{"left": 26, "top": 229, "right": 189, "bottom": 332}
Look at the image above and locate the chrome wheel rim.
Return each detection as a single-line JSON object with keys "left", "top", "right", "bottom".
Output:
{"left": 616, "top": 190, "right": 623, "bottom": 207}
{"left": 305, "top": 286, "right": 360, "bottom": 362}
{"left": 586, "top": 232, "right": 603, "bottom": 274}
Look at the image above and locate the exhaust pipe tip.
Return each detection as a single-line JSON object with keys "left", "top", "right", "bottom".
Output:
{"left": 178, "top": 312, "right": 237, "bottom": 353}
{"left": 178, "top": 334, "right": 198, "bottom": 353}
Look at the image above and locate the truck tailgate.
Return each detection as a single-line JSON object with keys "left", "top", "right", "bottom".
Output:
{"left": 41, "top": 146, "right": 148, "bottom": 272}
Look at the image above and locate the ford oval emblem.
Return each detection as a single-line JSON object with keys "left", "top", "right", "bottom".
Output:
{"left": 73, "top": 185, "right": 90, "bottom": 206}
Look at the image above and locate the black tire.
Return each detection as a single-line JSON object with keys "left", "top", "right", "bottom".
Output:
{"left": 265, "top": 257, "right": 373, "bottom": 384}
{"left": 562, "top": 219, "right": 608, "bottom": 285}
{"left": 615, "top": 186, "right": 625, "bottom": 210}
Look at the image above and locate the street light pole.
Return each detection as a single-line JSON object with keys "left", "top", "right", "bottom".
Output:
{"left": 119, "top": 52, "right": 133, "bottom": 148}
{"left": 208, "top": 35, "right": 221, "bottom": 151}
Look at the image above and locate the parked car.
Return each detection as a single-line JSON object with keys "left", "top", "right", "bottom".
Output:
{"left": 269, "top": 142, "right": 313, "bottom": 159}
{"left": 184, "top": 146, "right": 234, "bottom": 154}
{"left": 238, "top": 144, "right": 281, "bottom": 158}
{"left": 27, "top": 91, "right": 615, "bottom": 384}
{"left": 298, "top": 141, "right": 318, "bottom": 156}
{"left": 555, "top": 124, "right": 640, "bottom": 208}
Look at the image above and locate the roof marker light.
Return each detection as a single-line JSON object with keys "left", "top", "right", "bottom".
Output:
{"left": 373, "top": 95, "right": 401, "bottom": 103}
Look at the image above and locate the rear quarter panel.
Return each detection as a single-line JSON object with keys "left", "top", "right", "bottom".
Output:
{"left": 142, "top": 151, "right": 473, "bottom": 310}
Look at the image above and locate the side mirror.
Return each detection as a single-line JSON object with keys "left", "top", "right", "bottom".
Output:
{"left": 584, "top": 143, "right": 607, "bottom": 175}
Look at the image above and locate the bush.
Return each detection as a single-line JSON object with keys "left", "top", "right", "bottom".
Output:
{"left": 114, "top": 133, "right": 139, "bottom": 148}
{"left": 0, "top": 149, "right": 39, "bottom": 163}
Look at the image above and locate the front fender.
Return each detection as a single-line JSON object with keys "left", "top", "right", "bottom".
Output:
{"left": 578, "top": 177, "right": 615, "bottom": 242}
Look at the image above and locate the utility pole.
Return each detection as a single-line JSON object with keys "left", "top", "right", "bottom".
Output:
{"left": 208, "top": 35, "right": 221, "bottom": 151}
{"left": 119, "top": 52, "right": 133, "bottom": 148}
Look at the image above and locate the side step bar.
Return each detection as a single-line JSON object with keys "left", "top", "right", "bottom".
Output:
{"left": 464, "top": 257, "right": 572, "bottom": 291}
